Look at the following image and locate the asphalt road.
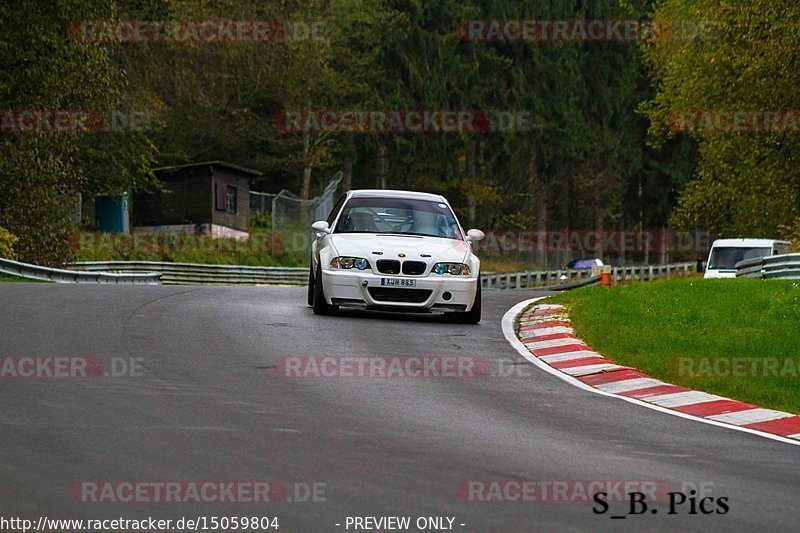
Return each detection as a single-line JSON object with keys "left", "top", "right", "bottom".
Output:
{"left": 0, "top": 283, "right": 798, "bottom": 532}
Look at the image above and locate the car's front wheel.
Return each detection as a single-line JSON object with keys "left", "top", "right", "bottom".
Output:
{"left": 312, "top": 264, "right": 338, "bottom": 315}
{"left": 451, "top": 280, "right": 481, "bottom": 324}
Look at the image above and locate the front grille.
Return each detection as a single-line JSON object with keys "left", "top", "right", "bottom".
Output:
{"left": 376, "top": 259, "right": 401, "bottom": 274}
{"left": 402, "top": 261, "right": 427, "bottom": 275}
{"left": 368, "top": 287, "right": 433, "bottom": 303}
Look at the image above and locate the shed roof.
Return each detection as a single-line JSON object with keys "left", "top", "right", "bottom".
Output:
{"left": 154, "top": 160, "right": 262, "bottom": 178}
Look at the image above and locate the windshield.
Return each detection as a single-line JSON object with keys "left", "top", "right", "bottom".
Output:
{"left": 333, "top": 197, "right": 463, "bottom": 239}
{"left": 708, "top": 246, "right": 771, "bottom": 270}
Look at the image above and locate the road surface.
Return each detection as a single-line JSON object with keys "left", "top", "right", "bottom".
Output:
{"left": 0, "top": 284, "right": 797, "bottom": 531}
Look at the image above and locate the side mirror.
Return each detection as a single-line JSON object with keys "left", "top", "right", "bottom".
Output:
{"left": 466, "top": 229, "right": 485, "bottom": 242}
{"left": 311, "top": 220, "right": 330, "bottom": 233}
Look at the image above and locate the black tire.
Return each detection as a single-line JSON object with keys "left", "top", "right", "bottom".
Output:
{"left": 312, "top": 264, "right": 337, "bottom": 315}
{"left": 307, "top": 261, "right": 315, "bottom": 307}
{"left": 451, "top": 281, "right": 481, "bottom": 324}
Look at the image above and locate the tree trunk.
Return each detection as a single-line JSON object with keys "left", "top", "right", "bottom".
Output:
{"left": 595, "top": 212, "right": 605, "bottom": 260}
{"left": 376, "top": 142, "right": 388, "bottom": 189}
{"left": 301, "top": 94, "right": 314, "bottom": 201}
{"left": 342, "top": 134, "right": 353, "bottom": 191}
{"left": 301, "top": 126, "right": 312, "bottom": 200}
{"left": 529, "top": 153, "right": 548, "bottom": 268}
{"left": 466, "top": 139, "right": 478, "bottom": 227}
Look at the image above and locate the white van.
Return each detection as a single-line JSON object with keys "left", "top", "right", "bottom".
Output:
{"left": 704, "top": 238, "right": 793, "bottom": 278}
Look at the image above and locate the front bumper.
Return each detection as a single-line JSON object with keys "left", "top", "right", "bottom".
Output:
{"left": 320, "top": 269, "right": 478, "bottom": 312}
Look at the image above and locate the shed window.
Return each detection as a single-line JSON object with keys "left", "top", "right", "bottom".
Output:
{"left": 226, "top": 185, "right": 237, "bottom": 213}
{"left": 215, "top": 182, "right": 237, "bottom": 213}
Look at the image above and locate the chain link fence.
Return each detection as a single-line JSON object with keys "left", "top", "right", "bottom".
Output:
{"left": 250, "top": 172, "right": 343, "bottom": 256}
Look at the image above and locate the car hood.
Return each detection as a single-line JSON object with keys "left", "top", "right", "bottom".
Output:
{"left": 330, "top": 234, "right": 470, "bottom": 264}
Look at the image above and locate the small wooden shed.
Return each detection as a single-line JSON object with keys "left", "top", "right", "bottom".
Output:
{"left": 132, "top": 161, "right": 261, "bottom": 238}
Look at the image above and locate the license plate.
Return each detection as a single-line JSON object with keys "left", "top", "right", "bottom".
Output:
{"left": 381, "top": 278, "right": 416, "bottom": 287}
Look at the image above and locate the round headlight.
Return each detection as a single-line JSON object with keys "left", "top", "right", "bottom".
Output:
{"left": 339, "top": 257, "right": 355, "bottom": 269}
{"left": 355, "top": 258, "right": 369, "bottom": 270}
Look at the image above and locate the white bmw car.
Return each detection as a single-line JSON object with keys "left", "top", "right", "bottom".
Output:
{"left": 307, "top": 190, "right": 484, "bottom": 323}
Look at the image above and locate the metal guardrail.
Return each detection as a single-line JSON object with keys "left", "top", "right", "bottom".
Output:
{"left": 78, "top": 261, "right": 590, "bottom": 288}
{"left": 481, "top": 262, "right": 696, "bottom": 290}
{"left": 736, "top": 253, "right": 800, "bottom": 279}
{"left": 0, "top": 258, "right": 161, "bottom": 284}
{"left": 542, "top": 274, "right": 602, "bottom": 292}
{"left": 0, "top": 258, "right": 692, "bottom": 290}
{"left": 481, "top": 269, "right": 592, "bottom": 290}
{"left": 71, "top": 261, "right": 308, "bottom": 286}
{"left": 69, "top": 261, "right": 696, "bottom": 288}
{"left": 608, "top": 262, "right": 695, "bottom": 284}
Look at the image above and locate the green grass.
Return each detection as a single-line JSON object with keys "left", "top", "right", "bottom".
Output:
{"left": 0, "top": 273, "right": 47, "bottom": 282}
{"left": 549, "top": 279, "right": 800, "bottom": 414}
{"left": 75, "top": 231, "right": 306, "bottom": 267}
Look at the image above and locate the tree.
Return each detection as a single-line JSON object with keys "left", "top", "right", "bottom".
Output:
{"left": 642, "top": 0, "right": 800, "bottom": 236}
{"left": 0, "top": 0, "right": 156, "bottom": 265}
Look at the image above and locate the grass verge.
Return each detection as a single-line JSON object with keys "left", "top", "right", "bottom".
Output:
{"left": 549, "top": 278, "right": 800, "bottom": 414}
{"left": 75, "top": 231, "right": 306, "bottom": 267}
{"left": 0, "top": 273, "right": 47, "bottom": 282}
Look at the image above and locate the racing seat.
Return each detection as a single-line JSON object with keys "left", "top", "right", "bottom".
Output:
{"left": 410, "top": 211, "right": 439, "bottom": 236}
{"left": 348, "top": 212, "right": 380, "bottom": 232}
